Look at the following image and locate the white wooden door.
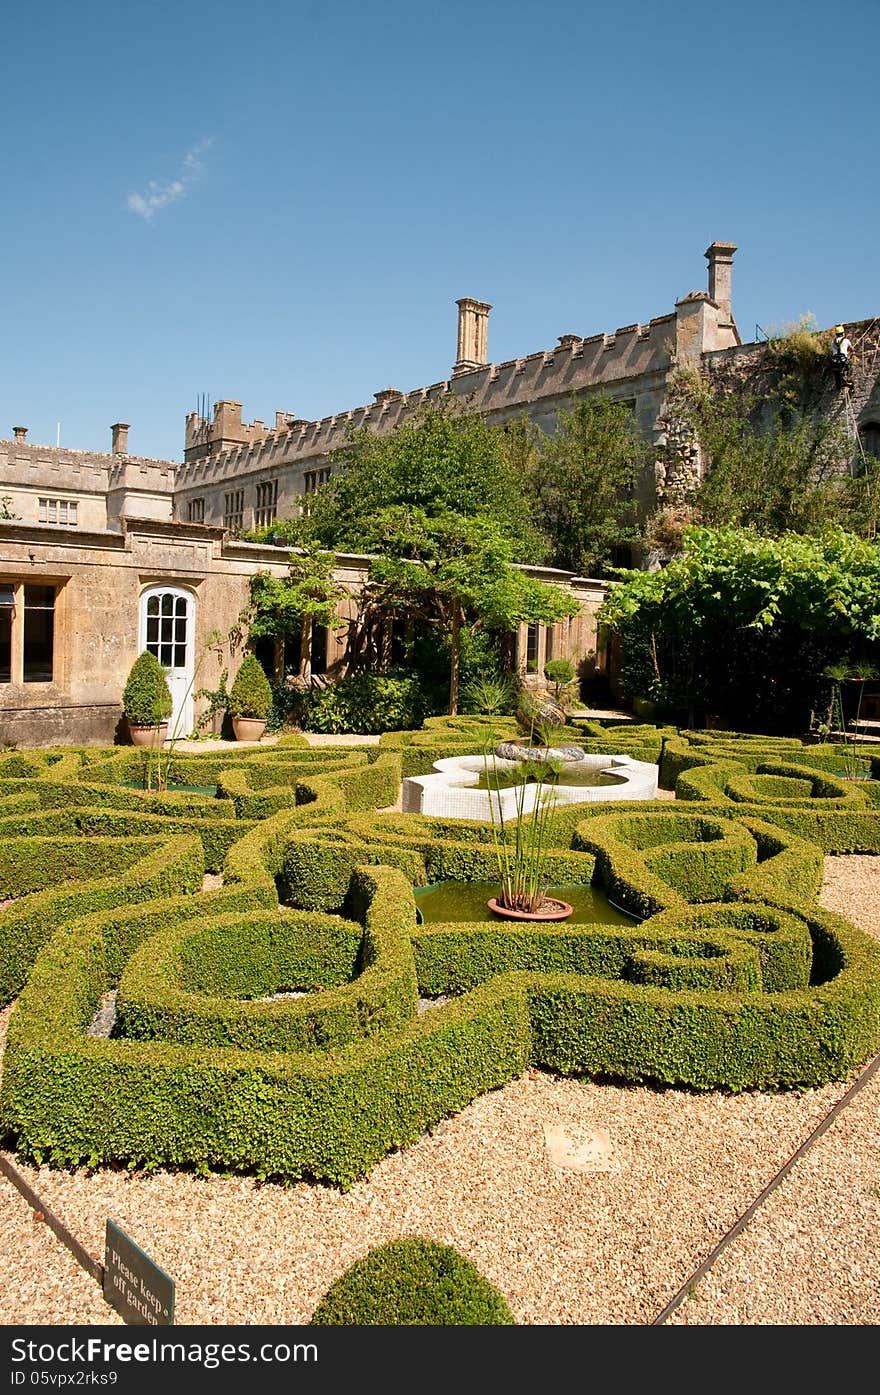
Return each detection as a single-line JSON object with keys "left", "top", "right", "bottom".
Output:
{"left": 139, "top": 587, "right": 195, "bottom": 738}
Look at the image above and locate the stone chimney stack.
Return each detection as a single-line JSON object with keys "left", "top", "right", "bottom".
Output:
{"left": 705, "top": 242, "right": 737, "bottom": 322}
{"left": 374, "top": 387, "right": 404, "bottom": 406}
{"left": 453, "top": 298, "right": 492, "bottom": 375}
{"left": 13, "top": 426, "right": 27, "bottom": 442}
{"left": 111, "top": 422, "right": 130, "bottom": 455}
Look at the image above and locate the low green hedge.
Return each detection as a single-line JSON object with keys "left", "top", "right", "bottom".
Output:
{"left": 0, "top": 805, "right": 254, "bottom": 876}
{"left": 378, "top": 716, "right": 520, "bottom": 778}
{"left": 0, "top": 832, "right": 205, "bottom": 1003}
{"left": 567, "top": 720, "right": 671, "bottom": 765}
{"left": 280, "top": 808, "right": 596, "bottom": 915}
{"left": 528, "top": 898, "right": 880, "bottom": 1091}
{"left": 0, "top": 834, "right": 165, "bottom": 899}
{"left": 572, "top": 812, "right": 749, "bottom": 918}
{"left": 309, "top": 1239, "right": 515, "bottom": 1325}
{"left": 115, "top": 867, "right": 418, "bottom": 1054}
{"left": 4, "top": 873, "right": 879, "bottom": 1185}
{"left": 0, "top": 776, "right": 235, "bottom": 821}
{"left": 3, "top": 719, "right": 880, "bottom": 1187}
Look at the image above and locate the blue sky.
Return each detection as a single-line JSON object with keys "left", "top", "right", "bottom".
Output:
{"left": 2, "top": 0, "right": 877, "bottom": 461}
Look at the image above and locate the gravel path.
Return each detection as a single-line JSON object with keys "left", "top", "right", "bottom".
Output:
{"left": 0, "top": 854, "right": 877, "bottom": 1327}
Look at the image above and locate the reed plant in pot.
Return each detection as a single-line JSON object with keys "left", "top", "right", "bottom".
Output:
{"left": 482, "top": 723, "right": 571, "bottom": 921}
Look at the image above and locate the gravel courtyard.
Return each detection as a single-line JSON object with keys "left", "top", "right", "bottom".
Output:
{"left": 0, "top": 854, "right": 877, "bottom": 1327}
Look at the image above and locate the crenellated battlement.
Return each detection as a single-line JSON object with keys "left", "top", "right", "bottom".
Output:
{"left": 173, "top": 310, "right": 685, "bottom": 500}
{"left": 169, "top": 239, "right": 747, "bottom": 529}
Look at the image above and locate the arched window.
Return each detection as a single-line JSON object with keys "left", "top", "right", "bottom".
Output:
{"left": 860, "top": 421, "right": 880, "bottom": 461}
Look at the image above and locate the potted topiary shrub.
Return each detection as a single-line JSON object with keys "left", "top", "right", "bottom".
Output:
{"left": 122, "top": 651, "right": 173, "bottom": 747}
{"left": 543, "top": 658, "right": 577, "bottom": 709}
{"left": 228, "top": 654, "right": 272, "bottom": 741}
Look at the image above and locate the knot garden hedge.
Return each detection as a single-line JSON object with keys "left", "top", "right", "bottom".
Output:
{"left": 1, "top": 717, "right": 879, "bottom": 1189}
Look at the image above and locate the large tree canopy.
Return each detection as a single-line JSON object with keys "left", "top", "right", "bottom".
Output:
{"left": 598, "top": 525, "right": 880, "bottom": 731}
{"left": 246, "top": 545, "right": 344, "bottom": 678}
{"left": 360, "top": 506, "right": 579, "bottom": 714}
{"left": 303, "top": 402, "right": 547, "bottom": 563}
{"left": 525, "top": 395, "right": 648, "bottom": 576}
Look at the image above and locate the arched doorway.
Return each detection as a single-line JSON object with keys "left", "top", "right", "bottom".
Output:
{"left": 138, "top": 586, "right": 196, "bottom": 738}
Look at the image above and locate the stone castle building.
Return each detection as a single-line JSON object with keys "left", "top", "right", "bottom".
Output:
{"left": 2, "top": 240, "right": 878, "bottom": 746}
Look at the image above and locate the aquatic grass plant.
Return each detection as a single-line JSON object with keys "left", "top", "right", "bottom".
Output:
{"left": 482, "top": 728, "right": 563, "bottom": 913}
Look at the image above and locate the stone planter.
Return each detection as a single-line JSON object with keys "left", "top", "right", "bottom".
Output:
{"left": 127, "top": 721, "right": 169, "bottom": 748}
{"left": 231, "top": 716, "right": 267, "bottom": 742}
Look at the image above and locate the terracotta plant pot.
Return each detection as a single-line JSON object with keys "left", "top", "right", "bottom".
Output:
{"left": 127, "top": 721, "right": 168, "bottom": 748}
{"left": 487, "top": 896, "right": 573, "bottom": 922}
{"left": 231, "top": 716, "right": 267, "bottom": 742}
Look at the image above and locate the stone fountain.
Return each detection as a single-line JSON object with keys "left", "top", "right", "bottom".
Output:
{"left": 401, "top": 738, "right": 658, "bottom": 819}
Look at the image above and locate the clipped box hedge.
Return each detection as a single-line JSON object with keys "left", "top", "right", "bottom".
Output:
{"left": 115, "top": 867, "right": 418, "bottom": 1054}
{"left": 2, "top": 719, "right": 880, "bottom": 1187}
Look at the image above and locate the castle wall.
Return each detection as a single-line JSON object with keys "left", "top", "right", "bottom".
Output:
{"left": 172, "top": 314, "right": 679, "bottom": 531}
{"left": 0, "top": 441, "right": 112, "bottom": 531}
{"left": 0, "top": 440, "right": 178, "bottom": 534}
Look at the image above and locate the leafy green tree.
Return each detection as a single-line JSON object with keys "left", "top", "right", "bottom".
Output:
{"left": 246, "top": 544, "right": 345, "bottom": 679}
{"left": 359, "top": 506, "right": 579, "bottom": 715}
{"left": 598, "top": 525, "right": 880, "bottom": 731}
{"left": 692, "top": 404, "right": 851, "bottom": 536}
{"left": 524, "top": 396, "right": 648, "bottom": 576}
{"left": 306, "top": 402, "right": 546, "bottom": 562}
{"left": 242, "top": 517, "right": 309, "bottom": 547}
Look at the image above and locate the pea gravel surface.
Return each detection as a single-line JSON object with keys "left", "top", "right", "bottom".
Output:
{"left": 1, "top": 853, "right": 878, "bottom": 1327}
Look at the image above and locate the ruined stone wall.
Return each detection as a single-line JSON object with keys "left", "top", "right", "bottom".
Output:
{"left": 651, "top": 317, "right": 880, "bottom": 521}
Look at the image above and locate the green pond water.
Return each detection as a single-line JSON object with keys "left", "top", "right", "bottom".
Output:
{"left": 473, "top": 766, "right": 625, "bottom": 790}
{"left": 413, "top": 880, "right": 637, "bottom": 925}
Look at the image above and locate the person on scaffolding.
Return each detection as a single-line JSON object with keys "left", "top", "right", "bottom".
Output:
{"left": 831, "top": 324, "right": 854, "bottom": 390}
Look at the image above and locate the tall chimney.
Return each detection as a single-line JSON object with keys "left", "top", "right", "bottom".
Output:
{"left": 111, "top": 422, "right": 130, "bottom": 455}
{"left": 705, "top": 242, "right": 737, "bottom": 322}
{"left": 12, "top": 426, "right": 27, "bottom": 442}
{"left": 453, "top": 298, "right": 492, "bottom": 375}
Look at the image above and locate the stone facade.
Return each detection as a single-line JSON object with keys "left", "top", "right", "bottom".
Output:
{"left": 0, "top": 513, "right": 605, "bottom": 747}
{"left": 0, "top": 426, "right": 175, "bottom": 535}
{"left": 172, "top": 241, "right": 744, "bottom": 528}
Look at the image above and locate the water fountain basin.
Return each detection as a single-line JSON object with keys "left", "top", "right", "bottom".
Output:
{"left": 401, "top": 750, "right": 658, "bottom": 819}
